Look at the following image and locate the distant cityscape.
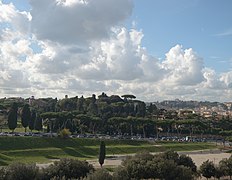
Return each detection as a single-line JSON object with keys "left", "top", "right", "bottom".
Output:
{"left": 154, "top": 99, "right": 232, "bottom": 120}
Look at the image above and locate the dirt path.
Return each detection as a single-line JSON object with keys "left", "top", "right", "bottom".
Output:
{"left": 36, "top": 149, "right": 231, "bottom": 169}
{"left": 87, "top": 149, "right": 231, "bottom": 168}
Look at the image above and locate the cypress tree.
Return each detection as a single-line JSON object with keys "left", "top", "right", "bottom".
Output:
{"left": 7, "top": 102, "right": 18, "bottom": 132}
{"left": 34, "top": 114, "right": 42, "bottom": 131}
{"left": 21, "top": 104, "right": 31, "bottom": 132}
{"left": 29, "top": 110, "right": 36, "bottom": 131}
{"left": 98, "top": 141, "right": 106, "bottom": 168}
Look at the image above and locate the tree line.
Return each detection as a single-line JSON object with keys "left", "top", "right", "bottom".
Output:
{"left": 4, "top": 93, "right": 232, "bottom": 139}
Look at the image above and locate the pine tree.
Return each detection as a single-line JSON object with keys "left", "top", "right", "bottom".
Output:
{"left": 98, "top": 141, "right": 106, "bottom": 167}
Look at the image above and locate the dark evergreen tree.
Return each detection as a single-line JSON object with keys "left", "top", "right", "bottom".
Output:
{"left": 7, "top": 102, "right": 18, "bottom": 132}
{"left": 98, "top": 141, "right": 106, "bottom": 167}
{"left": 29, "top": 110, "right": 36, "bottom": 131}
{"left": 21, "top": 104, "right": 31, "bottom": 132}
{"left": 34, "top": 114, "right": 42, "bottom": 131}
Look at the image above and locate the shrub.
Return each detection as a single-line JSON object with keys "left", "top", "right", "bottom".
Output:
{"left": 59, "top": 128, "right": 71, "bottom": 138}
{"left": 215, "top": 166, "right": 224, "bottom": 180}
{"left": 112, "top": 166, "right": 129, "bottom": 180}
{"left": 42, "top": 158, "right": 94, "bottom": 179}
{"left": 200, "top": 160, "right": 215, "bottom": 179}
{"left": 0, "top": 167, "right": 7, "bottom": 180}
{"left": 120, "top": 151, "right": 196, "bottom": 180}
{"left": 4, "top": 162, "right": 39, "bottom": 180}
{"left": 178, "top": 154, "right": 197, "bottom": 172}
{"left": 85, "top": 169, "right": 112, "bottom": 180}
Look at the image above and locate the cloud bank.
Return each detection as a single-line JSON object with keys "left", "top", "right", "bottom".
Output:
{"left": 0, "top": 0, "right": 231, "bottom": 102}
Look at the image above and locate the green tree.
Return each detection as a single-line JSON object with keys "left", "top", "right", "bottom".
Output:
{"left": 99, "top": 141, "right": 106, "bottom": 167}
{"left": 21, "top": 104, "right": 31, "bottom": 132}
{"left": 29, "top": 110, "right": 36, "bottom": 131}
{"left": 121, "top": 94, "right": 136, "bottom": 100}
{"left": 215, "top": 166, "right": 224, "bottom": 180}
{"left": 200, "top": 160, "right": 215, "bottom": 180}
{"left": 0, "top": 110, "right": 7, "bottom": 132}
{"left": 219, "top": 156, "right": 232, "bottom": 179}
{"left": 34, "top": 114, "right": 42, "bottom": 131}
{"left": 178, "top": 154, "right": 197, "bottom": 172}
{"left": 161, "top": 150, "right": 179, "bottom": 163}
{"left": 7, "top": 102, "right": 18, "bottom": 132}
{"left": 120, "top": 151, "right": 195, "bottom": 180}
{"left": 122, "top": 151, "right": 156, "bottom": 179}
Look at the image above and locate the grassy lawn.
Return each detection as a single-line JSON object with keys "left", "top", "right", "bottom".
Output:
{"left": 0, "top": 137, "right": 217, "bottom": 166}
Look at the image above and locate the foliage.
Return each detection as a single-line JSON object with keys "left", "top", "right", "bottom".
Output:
{"left": 3, "top": 93, "right": 232, "bottom": 138}
{"left": 121, "top": 94, "right": 136, "bottom": 99}
{"left": 219, "top": 155, "right": 232, "bottom": 178}
{"left": 29, "top": 110, "right": 36, "bottom": 131}
{"left": 200, "top": 160, "right": 215, "bottom": 179}
{"left": 0, "top": 167, "right": 7, "bottom": 180}
{"left": 99, "top": 141, "right": 106, "bottom": 167}
{"left": 4, "top": 162, "right": 39, "bottom": 180}
{"left": 7, "top": 102, "right": 18, "bottom": 132}
{"left": 121, "top": 150, "right": 195, "bottom": 180}
{"left": 214, "top": 166, "right": 224, "bottom": 180}
{"left": 21, "top": 104, "right": 31, "bottom": 132}
{"left": 34, "top": 114, "right": 42, "bottom": 131}
{"left": 42, "top": 158, "right": 94, "bottom": 179}
{"left": 85, "top": 169, "right": 112, "bottom": 180}
{"left": 0, "top": 159, "right": 94, "bottom": 180}
{"left": 112, "top": 166, "right": 130, "bottom": 180}
{"left": 157, "top": 159, "right": 194, "bottom": 180}
{"left": 178, "top": 154, "right": 197, "bottom": 172}
{"left": 59, "top": 128, "right": 71, "bottom": 138}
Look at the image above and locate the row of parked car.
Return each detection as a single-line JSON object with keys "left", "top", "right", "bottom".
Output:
{"left": 0, "top": 132, "right": 56, "bottom": 137}
{"left": 0, "top": 131, "right": 227, "bottom": 144}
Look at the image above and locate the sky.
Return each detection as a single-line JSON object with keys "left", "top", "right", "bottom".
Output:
{"left": 0, "top": 0, "right": 232, "bottom": 102}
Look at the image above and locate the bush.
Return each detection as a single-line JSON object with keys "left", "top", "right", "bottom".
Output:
{"left": 178, "top": 154, "right": 197, "bottom": 172}
{"left": 112, "top": 166, "right": 129, "bottom": 180}
{"left": 200, "top": 160, "right": 215, "bottom": 179}
{"left": 59, "top": 128, "right": 71, "bottom": 138}
{"left": 215, "top": 166, "right": 224, "bottom": 180}
{"left": 4, "top": 162, "right": 39, "bottom": 180}
{"left": 119, "top": 151, "right": 196, "bottom": 180}
{"left": 175, "top": 165, "right": 194, "bottom": 180}
{"left": 42, "top": 158, "right": 94, "bottom": 179}
{"left": 0, "top": 167, "right": 7, "bottom": 180}
{"left": 122, "top": 151, "right": 156, "bottom": 179}
{"left": 85, "top": 169, "right": 112, "bottom": 180}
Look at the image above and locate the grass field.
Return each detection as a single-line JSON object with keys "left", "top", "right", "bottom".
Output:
{"left": 0, "top": 137, "right": 217, "bottom": 166}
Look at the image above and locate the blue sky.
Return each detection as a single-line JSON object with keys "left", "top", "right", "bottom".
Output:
{"left": 130, "top": 0, "right": 232, "bottom": 72}
{"left": 0, "top": 0, "right": 232, "bottom": 101}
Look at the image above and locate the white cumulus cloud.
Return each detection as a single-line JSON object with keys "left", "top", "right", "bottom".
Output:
{"left": 29, "top": 0, "right": 133, "bottom": 45}
{"left": 0, "top": 0, "right": 232, "bottom": 102}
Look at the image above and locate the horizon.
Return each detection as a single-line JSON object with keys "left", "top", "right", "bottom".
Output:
{"left": 1, "top": 94, "right": 232, "bottom": 104}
